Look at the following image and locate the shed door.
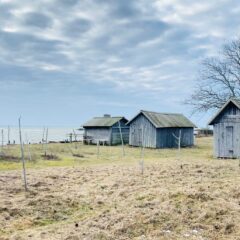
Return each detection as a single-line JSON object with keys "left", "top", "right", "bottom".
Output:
{"left": 226, "top": 126, "right": 234, "bottom": 157}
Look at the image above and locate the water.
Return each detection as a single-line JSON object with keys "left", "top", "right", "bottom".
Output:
{"left": 0, "top": 127, "right": 84, "bottom": 145}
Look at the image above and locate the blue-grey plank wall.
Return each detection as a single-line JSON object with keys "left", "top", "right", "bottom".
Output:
{"left": 84, "top": 128, "right": 111, "bottom": 144}
{"left": 129, "top": 114, "right": 157, "bottom": 148}
{"left": 156, "top": 127, "right": 194, "bottom": 148}
{"left": 111, "top": 120, "right": 129, "bottom": 145}
{"left": 212, "top": 102, "right": 240, "bottom": 158}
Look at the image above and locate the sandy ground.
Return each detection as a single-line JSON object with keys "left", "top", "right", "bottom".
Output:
{"left": 0, "top": 158, "right": 240, "bottom": 240}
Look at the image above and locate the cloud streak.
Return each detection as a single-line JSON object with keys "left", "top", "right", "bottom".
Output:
{"left": 0, "top": 0, "right": 240, "bottom": 125}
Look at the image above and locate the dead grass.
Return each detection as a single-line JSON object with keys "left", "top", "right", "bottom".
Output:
{"left": 0, "top": 137, "right": 213, "bottom": 170}
{"left": 0, "top": 138, "right": 239, "bottom": 239}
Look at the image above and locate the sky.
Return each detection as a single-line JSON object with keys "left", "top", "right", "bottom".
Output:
{"left": 0, "top": 0, "right": 240, "bottom": 128}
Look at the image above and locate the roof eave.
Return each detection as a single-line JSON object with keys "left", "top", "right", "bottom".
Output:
{"left": 156, "top": 125, "right": 197, "bottom": 129}
{"left": 83, "top": 116, "right": 127, "bottom": 128}
{"left": 82, "top": 125, "right": 111, "bottom": 128}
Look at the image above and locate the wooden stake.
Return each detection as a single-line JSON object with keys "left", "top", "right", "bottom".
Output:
{"left": 18, "top": 117, "right": 27, "bottom": 192}
{"left": 1, "top": 129, "right": 4, "bottom": 155}
{"left": 44, "top": 128, "right": 48, "bottom": 156}
{"left": 25, "top": 134, "right": 32, "bottom": 161}
{"left": 173, "top": 129, "right": 182, "bottom": 161}
{"left": 97, "top": 140, "right": 100, "bottom": 158}
{"left": 7, "top": 126, "right": 10, "bottom": 145}
{"left": 178, "top": 130, "right": 181, "bottom": 158}
{"left": 140, "top": 125, "right": 145, "bottom": 175}
{"left": 118, "top": 121, "right": 125, "bottom": 157}
{"left": 42, "top": 127, "right": 45, "bottom": 150}
{"left": 73, "top": 129, "right": 77, "bottom": 149}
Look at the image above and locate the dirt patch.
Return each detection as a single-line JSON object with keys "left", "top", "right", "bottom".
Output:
{"left": 41, "top": 154, "right": 59, "bottom": 160}
{"left": 72, "top": 154, "right": 84, "bottom": 158}
{"left": 0, "top": 154, "right": 21, "bottom": 162}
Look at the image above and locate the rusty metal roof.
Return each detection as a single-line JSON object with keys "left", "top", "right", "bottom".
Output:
{"left": 127, "top": 110, "right": 196, "bottom": 128}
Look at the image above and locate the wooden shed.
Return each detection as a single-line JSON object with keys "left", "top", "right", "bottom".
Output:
{"left": 208, "top": 98, "right": 240, "bottom": 158}
{"left": 127, "top": 110, "right": 196, "bottom": 148}
{"left": 82, "top": 114, "right": 129, "bottom": 145}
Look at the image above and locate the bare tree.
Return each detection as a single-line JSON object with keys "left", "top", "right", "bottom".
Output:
{"left": 186, "top": 38, "right": 240, "bottom": 112}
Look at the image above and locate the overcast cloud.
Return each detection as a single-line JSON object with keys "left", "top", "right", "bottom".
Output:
{"left": 0, "top": 0, "right": 239, "bottom": 126}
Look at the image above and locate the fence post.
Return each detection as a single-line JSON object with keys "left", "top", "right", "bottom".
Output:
{"left": 172, "top": 129, "right": 182, "bottom": 161}
{"left": 44, "top": 128, "right": 48, "bottom": 156}
{"left": 140, "top": 125, "right": 145, "bottom": 175}
{"left": 97, "top": 140, "right": 100, "bottom": 158}
{"left": 118, "top": 121, "right": 125, "bottom": 157}
{"left": 1, "top": 129, "right": 4, "bottom": 155}
{"left": 19, "top": 117, "right": 28, "bottom": 192}
{"left": 42, "top": 127, "right": 45, "bottom": 150}
{"left": 25, "top": 134, "right": 32, "bottom": 161}
{"left": 7, "top": 126, "right": 10, "bottom": 146}
{"left": 73, "top": 129, "right": 77, "bottom": 149}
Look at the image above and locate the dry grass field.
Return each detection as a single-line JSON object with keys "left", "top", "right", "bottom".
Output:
{"left": 0, "top": 138, "right": 240, "bottom": 240}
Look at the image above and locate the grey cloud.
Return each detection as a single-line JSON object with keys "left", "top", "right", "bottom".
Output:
{"left": 23, "top": 12, "right": 52, "bottom": 29}
{"left": 57, "top": 0, "right": 79, "bottom": 7}
{"left": 0, "top": 0, "right": 240, "bottom": 98}
{"left": 63, "top": 18, "right": 92, "bottom": 38}
{"left": 0, "top": 3, "right": 14, "bottom": 22}
{"left": 110, "top": 0, "right": 140, "bottom": 19}
{"left": 0, "top": 30, "right": 69, "bottom": 66}
{"left": 95, "top": 0, "right": 141, "bottom": 19}
{"left": 131, "top": 20, "right": 169, "bottom": 38}
{"left": 0, "top": 31, "right": 60, "bottom": 52}
{"left": 91, "top": 19, "right": 169, "bottom": 54}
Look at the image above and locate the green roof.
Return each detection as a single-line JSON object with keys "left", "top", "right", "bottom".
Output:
{"left": 208, "top": 98, "right": 240, "bottom": 125}
{"left": 127, "top": 110, "right": 196, "bottom": 128}
{"left": 83, "top": 116, "right": 127, "bottom": 127}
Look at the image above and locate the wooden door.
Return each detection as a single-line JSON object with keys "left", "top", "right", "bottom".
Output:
{"left": 226, "top": 126, "right": 234, "bottom": 157}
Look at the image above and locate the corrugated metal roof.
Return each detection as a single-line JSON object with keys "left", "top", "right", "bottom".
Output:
{"left": 127, "top": 110, "right": 196, "bottom": 128}
{"left": 83, "top": 116, "right": 126, "bottom": 127}
{"left": 208, "top": 98, "right": 240, "bottom": 125}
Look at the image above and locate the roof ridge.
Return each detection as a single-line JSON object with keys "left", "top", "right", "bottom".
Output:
{"left": 141, "top": 110, "right": 182, "bottom": 115}
{"left": 94, "top": 116, "right": 123, "bottom": 119}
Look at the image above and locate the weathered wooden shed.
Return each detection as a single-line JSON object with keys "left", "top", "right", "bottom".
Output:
{"left": 127, "top": 110, "right": 196, "bottom": 148}
{"left": 82, "top": 114, "right": 129, "bottom": 145}
{"left": 209, "top": 98, "right": 240, "bottom": 158}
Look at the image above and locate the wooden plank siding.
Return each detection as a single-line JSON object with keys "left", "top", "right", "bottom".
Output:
{"left": 213, "top": 115, "right": 240, "bottom": 158}
{"left": 156, "top": 127, "right": 194, "bottom": 148}
{"left": 129, "top": 114, "right": 157, "bottom": 148}
{"left": 209, "top": 100, "right": 240, "bottom": 158}
{"left": 111, "top": 125, "right": 129, "bottom": 145}
{"left": 84, "top": 128, "right": 111, "bottom": 144}
{"left": 84, "top": 118, "right": 129, "bottom": 145}
{"left": 128, "top": 113, "right": 195, "bottom": 149}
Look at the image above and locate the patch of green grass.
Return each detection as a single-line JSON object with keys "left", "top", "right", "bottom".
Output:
{"left": 34, "top": 218, "right": 56, "bottom": 227}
